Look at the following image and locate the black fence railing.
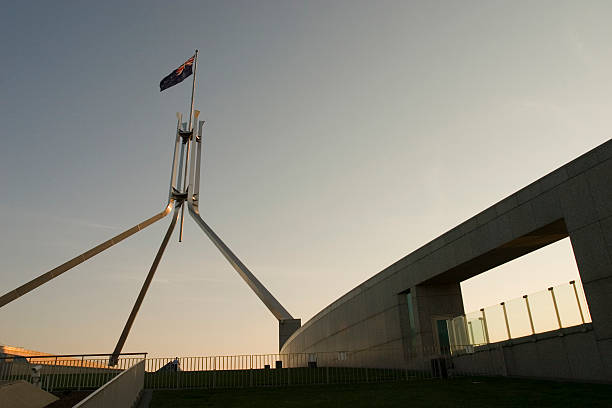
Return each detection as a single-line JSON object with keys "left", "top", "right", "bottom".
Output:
{"left": 0, "top": 352, "right": 147, "bottom": 392}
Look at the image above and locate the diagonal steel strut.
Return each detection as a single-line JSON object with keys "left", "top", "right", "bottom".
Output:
{"left": 109, "top": 204, "right": 181, "bottom": 366}
{"left": 0, "top": 202, "right": 174, "bottom": 309}
{"left": 187, "top": 205, "right": 293, "bottom": 321}
{"left": 186, "top": 120, "right": 294, "bottom": 322}
{"left": 1, "top": 111, "right": 186, "bottom": 310}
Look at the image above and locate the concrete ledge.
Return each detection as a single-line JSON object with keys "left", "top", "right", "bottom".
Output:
{"left": 452, "top": 324, "right": 607, "bottom": 383}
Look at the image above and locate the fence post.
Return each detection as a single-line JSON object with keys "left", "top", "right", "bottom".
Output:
{"left": 467, "top": 321, "right": 475, "bottom": 345}
{"left": 78, "top": 355, "right": 84, "bottom": 391}
{"left": 480, "top": 308, "right": 490, "bottom": 344}
{"left": 570, "top": 280, "right": 586, "bottom": 324}
{"left": 501, "top": 302, "right": 511, "bottom": 339}
{"left": 463, "top": 316, "right": 471, "bottom": 345}
{"left": 52, "top": 357, "right": 58, "bottom": 392}
{"left": 523, "top": 295, "right": 536, "bottom": 335}
{"left": 548, "top": 287, "right": 562, "bottom": 329}
{"left": 175, "top": 358, "right": 178, "bottom": 390}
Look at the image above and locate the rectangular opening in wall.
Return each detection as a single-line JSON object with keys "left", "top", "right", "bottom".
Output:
{"left": 454, "top": 236, "right": 590, "bottom": 349}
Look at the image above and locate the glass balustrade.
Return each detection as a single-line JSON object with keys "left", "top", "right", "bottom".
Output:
{"left": 447, "top": 280, "right": 591, "bottom": 353}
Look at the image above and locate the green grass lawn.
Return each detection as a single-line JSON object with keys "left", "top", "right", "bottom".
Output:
{"left": 149, "top": 377, "right": 612, "bottom": 407}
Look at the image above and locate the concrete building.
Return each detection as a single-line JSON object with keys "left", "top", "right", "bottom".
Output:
{"left": 280, "top": 139, "right": 612, "bottom": 382}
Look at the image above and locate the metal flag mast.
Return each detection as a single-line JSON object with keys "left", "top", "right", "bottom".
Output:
{"left": 179, "top": 49, "right": 198, "bottom": 242}
{"left": 0, "top": 49, "right": 301, "bottom": 366}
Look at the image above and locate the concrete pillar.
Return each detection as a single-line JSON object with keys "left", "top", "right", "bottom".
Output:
{"left": 410, "top": 283, "right": 464, "bottom": 354}
{"left": 565, "top": 156, "right": 612, "bottom": 379}
{"left": 279, "top": 319, "right": 301, "bottom": 351}
{"left": 569, "top": 220, "right": 612, "bottom": 379}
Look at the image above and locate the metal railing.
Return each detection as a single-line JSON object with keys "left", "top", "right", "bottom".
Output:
{"left": 447, "top": 280, "right": 591, "bottom": 352}
{"left": 0, "top": 349, "right": 512, "bottom": 392}
{"left": 0, "top": 352, "right": 147, "bottom": 392}
{"left": 142, "top": 347, "right": 504, "bottom": 390}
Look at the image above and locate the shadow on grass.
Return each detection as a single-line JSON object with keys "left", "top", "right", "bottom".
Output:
{"left": 149, "top": 377, "right": 612, "bottom": 408}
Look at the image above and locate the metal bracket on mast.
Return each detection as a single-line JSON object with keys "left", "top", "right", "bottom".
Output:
{"left": 178, "top": 129, "right": 193, "bottom": 144}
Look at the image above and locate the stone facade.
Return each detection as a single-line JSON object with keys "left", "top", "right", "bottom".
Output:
{"left": 281, "top": 139, "right": 612, "bottom": 380}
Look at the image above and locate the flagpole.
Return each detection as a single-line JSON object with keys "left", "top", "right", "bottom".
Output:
{"left": 179, "top": 49, "right": 198, "bottom": 242}
{"left": 188, "top": 49, "right": 198, "bottom": 136}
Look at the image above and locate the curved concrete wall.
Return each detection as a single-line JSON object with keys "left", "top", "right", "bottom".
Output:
{"left": 281, "top": 140, "right": 612, "bottom": 377}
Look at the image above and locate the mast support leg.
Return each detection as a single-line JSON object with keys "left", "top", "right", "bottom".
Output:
{"left": 109, "top": 204, "right": 181, "bottom": 366}
{"left": 185, "top": 118, "right": 300, "bottom": 349}
{"left": 0, "top": 203, "right": 174, "bottom": 309}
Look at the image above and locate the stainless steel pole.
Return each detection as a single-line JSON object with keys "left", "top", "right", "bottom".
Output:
{"left": 187, "top": 204, "right": 293, "bottom": 321}
{"left": 169, "top": 113, "right": 183, "bottom": 199}
{"left": 480, "top": 308, "right": 490, "bottom": 344}
{"left": 467, "top": 321, "right": 474, "bottom": 344}
{"left": 185, "top": 122, "right": 202, "bottom": 203}
{"left": 176, "top": 140, "right": 185, "bottom": 191}
{"left": 185, "top": 106, "right": 299, "bottom": 340}
{"left": 570, "top": 280, "right": 586, "bottom": 325}
{"left": 0, "top": 203, "right": 174, "bottom": 308}
{"left": 109, "top": 206, "right": 181, "bottom": 366}
{"left": 187, "top": 120, "right": 205, "bottom": 207}
{"left": 501, "top": 302, "right": 511, "bottom": 340}
{"left": 187, "top": 50, "right": 198, "bottom": 139}
{"left": 549, "top": 287, "right": 563, "bottom": 329}
{"left": 523, "top": 295, "right": 536, "bottom": 335}
{"left": 179, "top": 50, "right": 198, "bottom": 242}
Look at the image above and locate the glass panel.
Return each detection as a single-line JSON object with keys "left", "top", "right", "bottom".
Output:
{"left": 457, "top": 280, "right": 594, "bottom": 348}
{"left": 483, "top": 304, "right": 508, "bottom": 343}
{"left": 505, "top": 297, "right": 532, "bottom": 338}
{"left": 553, "top": 283, "right": 583, "bottom": 328}
{"left": 465, "top": 311, "right": 487, "bottom": 345}
{"left": 448, "top": 315, "right": 469, "bottom": 348}
{"left": 527, "top": 288, "right": 559, "bottom": 333}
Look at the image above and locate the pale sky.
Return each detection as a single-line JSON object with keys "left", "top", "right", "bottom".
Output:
{"left": 1, "top": 1, "right": 610, "bottom": 357}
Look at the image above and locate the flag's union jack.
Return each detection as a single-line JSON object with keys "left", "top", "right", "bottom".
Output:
{"left": 175, "top": 56, "right": 194, "bottom": 76}
{"left": 160, "top": 55, "right": 195, "bottom": 92}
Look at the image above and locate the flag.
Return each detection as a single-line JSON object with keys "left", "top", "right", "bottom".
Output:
{"left": 160, "top": 55, "right": 195, "bottom": 92}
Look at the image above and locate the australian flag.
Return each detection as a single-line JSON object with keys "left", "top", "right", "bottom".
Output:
{"left": 160, "top": 55, "right": 195, "bottom": 92}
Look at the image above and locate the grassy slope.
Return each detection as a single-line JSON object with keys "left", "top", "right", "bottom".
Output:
{"left": 150, "top": 377, "right": 612, "bottom": 407}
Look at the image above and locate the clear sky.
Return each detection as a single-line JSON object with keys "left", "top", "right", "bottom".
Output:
{"left": 1, "top": 1, "right": 610, "bottom": 357}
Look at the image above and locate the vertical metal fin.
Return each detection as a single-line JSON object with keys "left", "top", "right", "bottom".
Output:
{"left": 168, "top": 113, "right": 183, "bottom": 200}
{"left": 192, "top": 120, "right": 206, "bottom": 206}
